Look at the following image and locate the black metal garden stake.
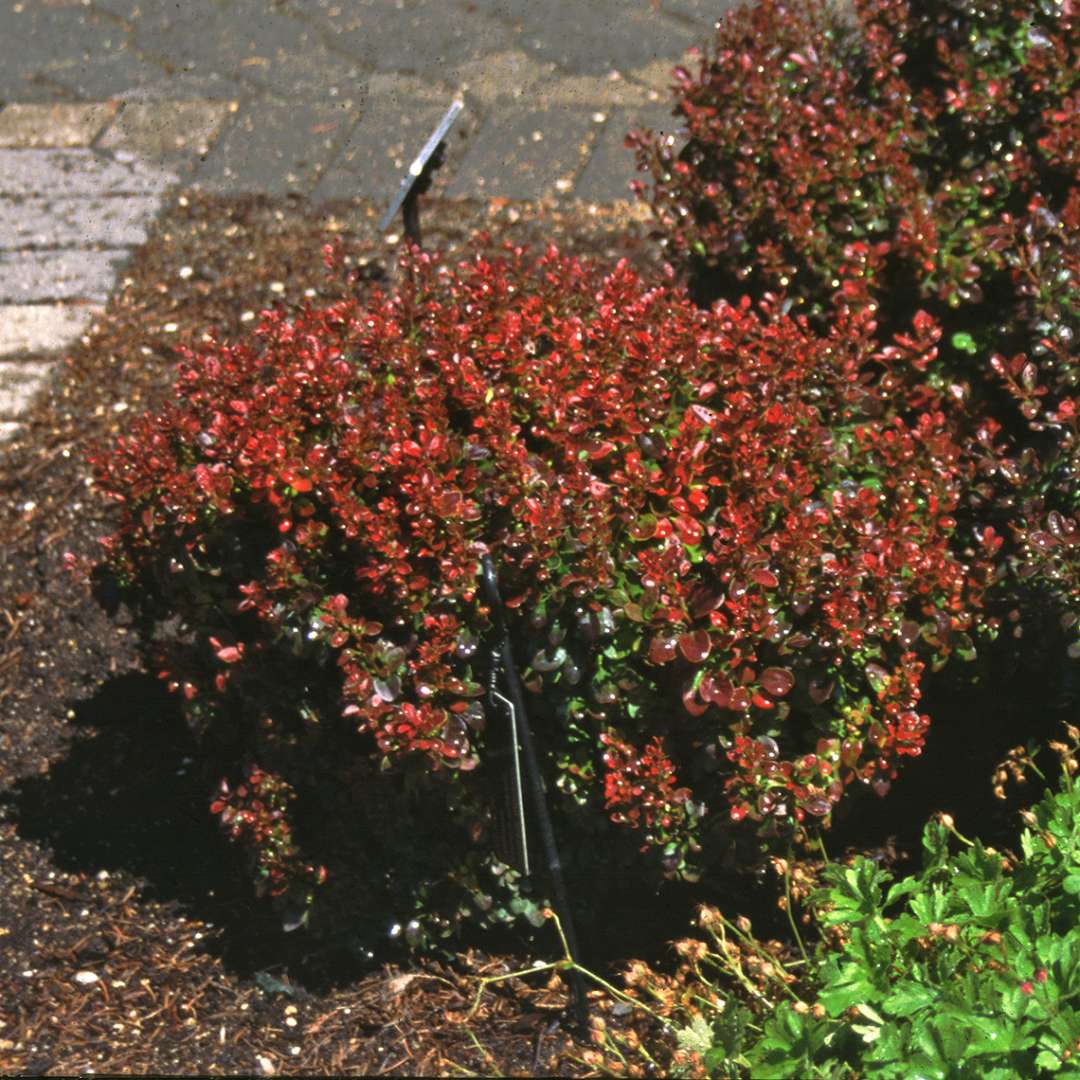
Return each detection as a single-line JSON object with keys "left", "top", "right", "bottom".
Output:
{"left": 480, "top": 555, "right": 589, "bottom": 1028}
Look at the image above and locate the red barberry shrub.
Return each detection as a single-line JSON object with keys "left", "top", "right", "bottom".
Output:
{"left": 632, "top": 0, "right": 1077, "bottom": 324}
{"left": 89, "top": 243, "right": 992, "bottom": 942}
{"left": 632, "top": 0, "right": 1080, "bottom": 659}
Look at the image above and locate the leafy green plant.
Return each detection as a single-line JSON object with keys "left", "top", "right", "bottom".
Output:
{"left": 592, "top": 727, "right": 1080, "bottom": 1077}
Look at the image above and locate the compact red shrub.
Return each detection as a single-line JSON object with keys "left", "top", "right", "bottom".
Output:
{"left": 633, "top": 0, "right": 1080, "bottom": 657}
{"left": 90, "top": 243, "right": 993, "bottom": 932}
{"left": 633, "top": 0, "right": 1077, "bottom": 322}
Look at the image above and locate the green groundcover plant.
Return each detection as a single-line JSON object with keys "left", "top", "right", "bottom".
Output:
{"left": 589, "top": 729, "right": 1080, "bottom": 1077}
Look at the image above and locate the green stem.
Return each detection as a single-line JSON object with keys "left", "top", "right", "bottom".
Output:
{"left": 784, "top": 861, "right": 810, "bottom": 966}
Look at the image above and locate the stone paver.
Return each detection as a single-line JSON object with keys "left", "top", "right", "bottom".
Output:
{"left": 196, "top": 95, "right": 365, "bottom": 195}
{"left": 98, "top": 100, "right": 235, "bottom": 165}
{"left": 446, "top": 106, "right": 601, "bottom": 200}
{"left": 0, "top": 304, "right": 102, "bottom": 356}
{"left": 312, "top": 85, "right": 470, "bottom": 203}
{"left": 0, "top": 149, "right": 175, "bottom": 197}
{"left": 0, "top": 361, "right": 54, "bottom": 418}
{"left": 0, "top": 4, "right": 136, "bottom": 103}
{"left": 464, "top": 0, "right": 699, "bottom": 76}
{"left": 129, "top": 1, "right": 371, "bottom": 100}
{"left": 1, "top": 0, "right": 727, "bottom": 206}
{"left": 0, "top": 102, "right": 119, "bottom": 148}
{"left": 294, "top": 0, "right": 519, "bottom": 76}
{"left": 0, "top": 196, "right": 161, "bottom": 249}
{"left": 0, "top": 250, "right": 131, "bottom": 303}
{"left": 575, "top": 104, "right": 681, "bottom": 204}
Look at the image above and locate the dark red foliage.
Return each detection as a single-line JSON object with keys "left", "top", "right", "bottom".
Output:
{"left": 633, "top": 0, "right": 1080, "bottom": 666}
{"left": 89, "top": 242, "right": 995, "bottom": 918}
{"left": 632, "top": 0, "right": 1078, "bottom": 324}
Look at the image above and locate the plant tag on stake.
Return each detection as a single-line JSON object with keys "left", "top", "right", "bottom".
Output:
{"left": 488, "top": 647, "right": 531, "bottom": 876}
{"left": 378, "top": 98, "right": 464, "bottom": 234}
{"left": 490, "top": 686, "right": 531, "bottom": 877}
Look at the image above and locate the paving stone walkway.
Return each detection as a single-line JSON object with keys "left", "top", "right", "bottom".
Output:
{"left": 0, "top": 0, "right": 733, "bottom": 444}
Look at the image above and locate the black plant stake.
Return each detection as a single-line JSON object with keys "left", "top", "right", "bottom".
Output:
{"left": 480, "top": 555, "right": 589, "bottom": 1028}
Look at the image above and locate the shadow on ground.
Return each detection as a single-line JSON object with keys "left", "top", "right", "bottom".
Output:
{"left": 5, "top": 649, "right": 1074, "bottom": 996}
{"left": 0, "top": 672, "right": 321, "bottom": 985}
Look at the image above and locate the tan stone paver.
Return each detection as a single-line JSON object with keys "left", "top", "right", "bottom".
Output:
{"left": 98, "top": 100, "right": 236, "bottom": 162}
{"left": 0, "top": 102, "right": 119, "bottom": 148}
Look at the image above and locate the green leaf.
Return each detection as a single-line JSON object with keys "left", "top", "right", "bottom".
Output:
{"left": 818, "top": 963, "right": 877, "bottom": 1017}
{"left": 677, "top": 1014, "right": 717, "bottom": 1057}
{"left": 1036, "top": 1049, "right": 1065, "bottom": 1072}
{"left": 885, "top": 875, "right": 921, "bottom": 908}
{"left": 951, "top": 332, "right": 978, "bottom": 354}
{"left": 882, "top": 983, "right": 936, "bottom": 1018}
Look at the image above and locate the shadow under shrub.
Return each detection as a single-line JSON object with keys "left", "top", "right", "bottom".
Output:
{"left": 86, "top": 241, "right": 1001, "bottom": 954}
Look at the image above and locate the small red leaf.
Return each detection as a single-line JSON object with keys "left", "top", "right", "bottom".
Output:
{"left": 675, "top": 515, "right": 703, "bottom": 546}
{"left": 648, "top": 634, "right": 678, "bottom": 665}
{"left": 629, "top": 514, "right": 658, "bottom": 541}
{"left": 682, "top": 682, "right": 709, "bottom": 716}
{"left": 700, "top": 673, "right": 732, "bottom": 707}
{"left": 678, "top": 629, "right": 711, "bottom": 663}
{"left": 729, "top": 688, "right": 752, "bottom": 711}
{"left": 751, "top": 567, "right": 779, "bottom": 588}
{"left": 761, "top": 666, "right": 795, "bottom": 697}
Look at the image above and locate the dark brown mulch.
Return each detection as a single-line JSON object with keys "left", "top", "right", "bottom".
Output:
{"left": 0, "top": 193, "right": 666, "bottom": 1077}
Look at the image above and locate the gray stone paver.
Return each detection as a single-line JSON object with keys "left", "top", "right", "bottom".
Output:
{"left": 464, "top": 0, "right": 699, "bottom": 76}
{"left": 195, "top": 95, "right": 365, "bottom": 196}
{"left": 57, "top": 68, "right": 249, "bottom": 106}
{"left": 0, "top": 149, "right": 175, "bottom": 197}
{"left": 0, "top": 0, "right": 734, "bottom": 444}
{"left": 575, "top": 104, "right": 681, "bottom": 204}
{"left": 446, "top": 105, "right": 602, "bottom": 200}
{"left": 1, "top": 0, "right": 725, "bottom": 204}
{"left": 0, "top": 4, "right": 135, "bottom": 103}
{"left": 303, "top": 2, "right": 518, "bottom": 77}
{"left": 131, "top": 5, "right": 370, "bottom": 99}
{"left": 0, "top": 196, "right": 160, "bottom": 249}
{"left": 312, "top": 90, "right": 470, "bottom": 204}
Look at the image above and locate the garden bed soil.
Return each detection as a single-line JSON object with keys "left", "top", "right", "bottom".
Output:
{"left": 0, "top": 191, "right": 1066, "bottom": 1076}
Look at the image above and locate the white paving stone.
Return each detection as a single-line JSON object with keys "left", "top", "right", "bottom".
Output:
{"left": 0, "top": 361, "right": 53, "bottom": 418}
{"left": 0, "top": 303, "right": 99, "bottom": 355}
{"left": 0, "top": 249, "right": 128, "bottom": 302}
{"left": 0, "top": 195, "right": 160, "bottom": 248}
{"left": 0, "top": 149, "right": 176, "bottom": 197}
{"left": 0, "top": 420, "right": 22, "bottom": 441}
